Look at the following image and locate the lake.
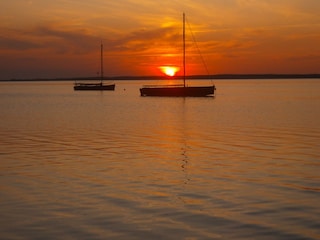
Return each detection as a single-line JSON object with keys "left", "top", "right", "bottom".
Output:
{"left": 0, "top": 79, "right": 319, "bottom": 239}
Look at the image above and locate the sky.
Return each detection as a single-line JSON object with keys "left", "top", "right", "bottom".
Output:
{"left": 0, "top": 0, "right": 319, "bottom": 79}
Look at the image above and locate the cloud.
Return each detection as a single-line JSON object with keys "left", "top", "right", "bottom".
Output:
{"left": 1, "top": 23, "right": 104, "bottom": 55}
{"left": 110, "top": 26, "right": 179, "bottom": 53}
{"left": 33, "top": 24, "right": 99, "bottom": 54}
{"left": 0, "top": 20, "right": 181, "bottom": 56}
{"left": 0, "top": 34, "right": 40, "bottom": 50}
{"left": 288, "top": 54, "right": 320, "bottom": 62}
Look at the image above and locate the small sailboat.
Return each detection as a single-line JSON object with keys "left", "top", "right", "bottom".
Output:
{"left": 74, "top": 44, "right": 115, "bottom": 91}
{"left": 140, "top": 13, "right": 215, "bottom": 97}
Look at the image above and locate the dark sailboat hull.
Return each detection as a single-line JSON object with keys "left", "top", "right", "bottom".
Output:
{"left": 140, "top": 85, "right": 215, "bottom": 97}
{"left": 74, "top": 83, "right": 115, "bottom": 91}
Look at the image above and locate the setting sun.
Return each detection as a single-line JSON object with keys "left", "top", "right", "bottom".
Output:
{"left": 159, "top": 66, "right": 180, "bottom": 77}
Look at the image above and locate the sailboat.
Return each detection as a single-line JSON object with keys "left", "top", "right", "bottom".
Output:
{"left": 74, "top": 44, "right": 115, "bottom": 91}
{"left": 140, "top": 13, "right": 215, "bottom": 97}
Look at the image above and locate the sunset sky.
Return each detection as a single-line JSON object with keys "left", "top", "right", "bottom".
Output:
{"left": 1, "top": 0, "right": 319, "bottom": 79}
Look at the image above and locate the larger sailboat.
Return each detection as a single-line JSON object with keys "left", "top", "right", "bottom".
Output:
{"left": 140, "top": 13, "right": 215, "bottom": 97}
{"left": 74, "top": 44, "right": 115, "bottom": 91}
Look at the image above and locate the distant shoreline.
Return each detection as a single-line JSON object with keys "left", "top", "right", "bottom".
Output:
{"left": 2, "top": 74, "right": 320, "bottom": 82}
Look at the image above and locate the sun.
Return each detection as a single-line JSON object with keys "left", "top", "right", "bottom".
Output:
{"left": 159, "top": 66, "right": 180, "bottom": 77}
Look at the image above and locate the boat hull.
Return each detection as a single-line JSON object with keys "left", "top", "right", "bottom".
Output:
{"left": 74, "top": 84, "right": 115, "bottom": 91}
{"left": 140, "top": 85, "right": 215, "bottom": 97}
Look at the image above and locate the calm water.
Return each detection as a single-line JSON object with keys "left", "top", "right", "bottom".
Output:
{"left": 0, "top": 79, "right": 319, "bottom": 239}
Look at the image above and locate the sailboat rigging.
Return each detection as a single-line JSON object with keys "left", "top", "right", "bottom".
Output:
{"left": 74, "top": 44, "right": 115, "bottom": 91}
{"left": 140, "top": 13, "right": 216, "bottom": 97}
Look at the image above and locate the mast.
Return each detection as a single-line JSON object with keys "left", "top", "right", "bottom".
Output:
{"left": 100, "top": 43, "right": 104, "bottom": 83}
{"left": 183, "top": 13, "right": 186, "bottom": 87}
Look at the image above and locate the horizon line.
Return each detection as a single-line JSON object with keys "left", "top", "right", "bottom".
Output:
{"left": 2, "top": 73, "right": 320, "bottom": 81}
